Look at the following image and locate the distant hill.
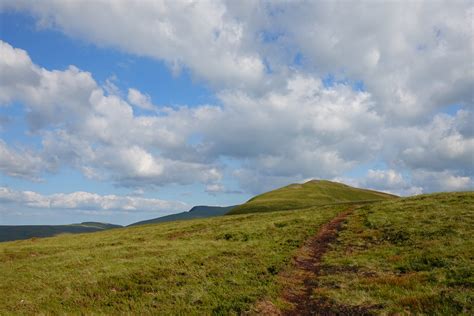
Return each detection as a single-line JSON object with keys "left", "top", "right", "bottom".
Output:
{"left": 0, "top": 222, "right": 122, "bottom": 242}
{"left": 228, "top": 180, "right": 397, "bottom": 215}
{"left": 128, "top": 205, "right": 237, "bottom": 226}
{"left": 77, "top": 222, "right": 122, "bottom": 229}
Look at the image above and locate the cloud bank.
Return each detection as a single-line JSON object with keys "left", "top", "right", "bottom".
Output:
{"left": 0, "top": 186, "right": 188, "bottom": 215}
{"left": 0, "top": 0, "right": 472, "bottom": 201}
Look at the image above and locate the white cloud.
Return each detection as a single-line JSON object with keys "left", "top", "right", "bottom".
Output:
{"left": 1, "top": 38, "right": 472, "bottom": 195}
{"left": 371, "top": 110, "right": 474, "bottom": 194}
{"left": 361, "top": 169, "right": 423, "bottom": 196}
{"left": 0, "top": 40, "right": 40, "bottom": 104}
{"left": 0, "top": 41, "right": 96, "bottom": 130}
{"left": 365, "top": 169, "right": 405, "bottom": 189}
{"left": 0, "top": 0, "right": 472, "bottom": 198}
{"left": 411, "top": 170, "right": 473, "bottom": 193}
{"left": 0, "top": 186, "right": 188, "bottom": 213}
{"left": 2, "top": 0, "right": 265, "bottom": 90}
{"left": 200, "top": 75, "right": 382, "bottom": 192}
{"left": 0, "top": 140, "right": 45, "bottom": 180}
{"left": 0, "top": 40, "right": 382, "bottom": 193}
{"left": 339, "top": 166, "right": 473, "bottom": 197}
{"left": 268, "top": 1, "right": 473, "bottom": 121}
{"left": 127, "top": 88, "right": 155, "bottom": 110}
{"left": 2, "top": 1, "right": 471, "bottom": 116}
{"left": 0, "top": 40, "right": 223, "bottom": 189}
{"left": 394, "top": 111, "right": 474, "bottom": 172}
{"left": 205, "top": 183, "right": 224, "bottom": 195}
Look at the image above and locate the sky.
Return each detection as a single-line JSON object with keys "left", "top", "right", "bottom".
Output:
{"left": 0, "top": 0, "right": 472, "bottom": 225}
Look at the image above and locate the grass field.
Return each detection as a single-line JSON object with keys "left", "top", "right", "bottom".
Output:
{"left": 229, "top": 180, "right": 397, "bottom": 215}
{"left": 297, "top": 192, "right": 474, "bottom": 314}
{"left": 1, "top": 185, "right": 472, "bottom": 314}
{"left": 0, "top": 204, "right": 344, "bottom": 314}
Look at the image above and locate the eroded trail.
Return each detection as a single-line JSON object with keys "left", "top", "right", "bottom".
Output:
{"left": 254, "top": 207, "right": 358, "bottom": 315}
{"left": 283, "top": 209, "right": 352, "bottom": 315}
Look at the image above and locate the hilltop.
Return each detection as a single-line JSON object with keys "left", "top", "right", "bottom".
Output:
{"left": 128, "top": 205, "right": 236, "bottom": 227}
{"left": 229, "top": 179, "right": 397, "bottom": 215}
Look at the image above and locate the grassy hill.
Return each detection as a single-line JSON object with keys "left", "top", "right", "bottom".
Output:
{"left": 0, "top": 189, "right": 472, "bottom": 314}
{"left": 128, "top": 205, "right": 236, "bottom": 227}
{"left": 228, "top": 180, "right": 397, "bottom": 215}
{"left": 0, "top": 222, "right": 122, "bottom": 242}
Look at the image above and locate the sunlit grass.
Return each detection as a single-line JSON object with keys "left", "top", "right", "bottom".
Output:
{"left": 0, "top": 205, "right": 344, "bottom": 314}
{"left": 229, "top": 180, "right": 396, "bottom": 215}
{"left": 311, "top": 192, "right": 474, "bottom": 314}
{"left": 1, "top": 190, "right": 471, "bottom": 314}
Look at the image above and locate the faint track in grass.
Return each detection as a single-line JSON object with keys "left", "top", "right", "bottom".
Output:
{"left": 282, "top": 208, "right": 353, "bottom": 315}
{"left": 252, "top": 206, "right": 379, "bottom": 315}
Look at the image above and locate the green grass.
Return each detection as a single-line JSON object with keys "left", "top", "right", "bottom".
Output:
{"left": 1, "top": 184, "right": 471, "bottom": 315}
{"left": 229, "top": 180, "right": 397, "bottom": 215}
{"left": 0, "top": 204, "right": 345, "bottom": 315}
{"left": 307, "top": 192, "right": 474, "bottom": 314}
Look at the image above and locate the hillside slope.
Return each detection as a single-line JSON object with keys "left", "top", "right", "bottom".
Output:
{"left": 229, "top": 180, "right": 397, "bottom": 215}
{"left": 128, "top": 205, "right": 236, "bottom": 226}
{"left": 0, "top": 222, "right": 122, "bottom": 242}
{"left": 0, "top": 191, "right": 471, "bottom": 314}
{"left": 277, "top": 191, "right": 473, "bottom": 314}
{"left": 0, "top": 203, "right": 344, "bottom": 314}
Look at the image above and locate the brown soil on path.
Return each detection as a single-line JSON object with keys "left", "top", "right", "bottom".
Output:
{"left": 282, "top": 209, "right": 353, "bottom": 315}
{"left": 252, "top": 207, "right": 378, "bottom": 316}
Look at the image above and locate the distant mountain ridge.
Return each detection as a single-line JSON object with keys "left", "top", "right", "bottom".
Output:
{"left": 228, "top": 180, "right": 397, "bottom": 215}
{"left": 0, "top": 222, "right": 122, "bottom": 242}
{"left": 128, "top": 205, "right": 237, "bottom": 227}
{"left": 0, "top": 206, "right": 238, "bottom": 242}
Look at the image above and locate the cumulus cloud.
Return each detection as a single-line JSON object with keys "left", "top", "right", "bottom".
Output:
{"left": 1, "top": 38, "right": 472, "bottom": 195}
{"left": 127, "top": 88, "right": 155, "bottom": 110}
{"left": 0, "top": 41, "right": 96, "bottom": 130}
{"left": 267, "top": 1, "right": 473, "bottom": 121}
{"left": 360, "top": 169, "right": 423, "bottom": 196}
{"left": 365, "top": 169, "right": 406, "bottom": 190}
{"left": 1, "top": 0, "right": 265, "bottom": 90}
{"left": 0, "top": 40, "right": 382, "bottom": 193}
{"left": 339, "top": 167, "right": 473, "bottom": 197}
{"left": 394, "top": 111, "right": 474, "bottom": 172}
{"left": 411, "top": 170, "right": 473, "bottom": 193}
{"left": 2, "top": 0, "right": 471, "bottom": 114}
{"left": 199, "top": 75, "right": 383, "bottom": 193}
{"left": 0, "top": 0, "right": 472, "bottom": 199}
{"left": 0, "top": 140, "right": 45, "bottom": 180}
{"left": 0, "top": 186, "right": 188, "bottom": 213}
{"left": 0, "top": 40, "right": 40, "bottom": 104}
{"left": 0, "top": 40, "right": 223, "bottom": 189}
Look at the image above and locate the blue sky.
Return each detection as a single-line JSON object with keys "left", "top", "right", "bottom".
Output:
{"left": 0, "top": 1, "right": 472, "bottom": 225}
{"left": 0, "top": 9, "right": 247, "bottom": 224}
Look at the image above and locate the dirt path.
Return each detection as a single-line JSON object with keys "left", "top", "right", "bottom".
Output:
{"left": 253, "top": 207, "right": 373, "bottom": 315}
{"left": 282, "top": 209, "right": 351, "bottom": 315}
